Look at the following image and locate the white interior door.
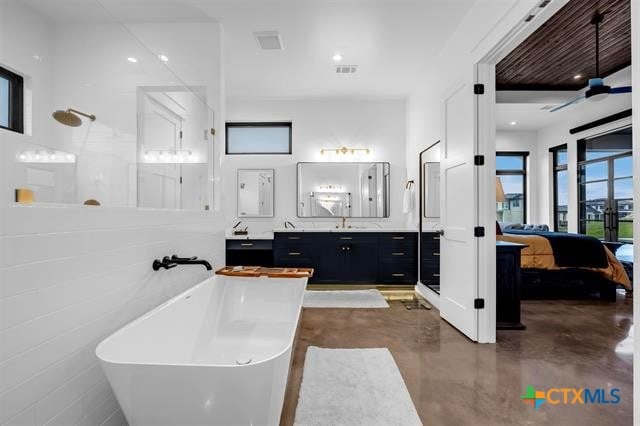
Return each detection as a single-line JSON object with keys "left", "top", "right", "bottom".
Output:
{"left": 138, "top": 93, "right": 183, "bottom": 209}
{"left": 439, "top": 67, "right": 480, "bottom": 341}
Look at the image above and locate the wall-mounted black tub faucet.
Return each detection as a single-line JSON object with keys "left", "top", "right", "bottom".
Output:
{"left": 152, "top": 255, "right": 213, "bottom": 271}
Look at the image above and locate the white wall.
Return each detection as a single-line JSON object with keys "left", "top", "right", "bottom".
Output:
{"left": 224, "top": 98, "right": 408, "bottom": 231}
{"left": 0, "top": 3, "right": 226, "bottom": 425}
{"left": 0, "top": 206, "right": 224, "bottom": 426}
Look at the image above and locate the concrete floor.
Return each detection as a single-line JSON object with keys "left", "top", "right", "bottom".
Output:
{"left": 281, "top": 293, "right": 633, "bottom": 426}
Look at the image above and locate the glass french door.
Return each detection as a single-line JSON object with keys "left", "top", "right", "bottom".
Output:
{"left": 578, "top": 128, "right": 633, "bottom": 242}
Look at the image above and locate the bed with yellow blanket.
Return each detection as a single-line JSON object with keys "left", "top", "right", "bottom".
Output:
{"left": 497, "top": 232, "right": 631, "bottom": 300}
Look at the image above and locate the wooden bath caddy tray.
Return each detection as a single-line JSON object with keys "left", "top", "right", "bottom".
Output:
{"left": 215, "top": 266, "right": 314, "bottom": 278}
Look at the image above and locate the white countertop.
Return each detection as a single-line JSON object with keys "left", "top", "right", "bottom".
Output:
{"left": 225, "top": 231, "right": 274, "bottom": 240}
{"left": 272, "top": 228, "right": 417, "bottom": 233}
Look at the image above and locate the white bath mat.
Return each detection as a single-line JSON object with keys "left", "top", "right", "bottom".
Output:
{"left": 303, "top": 290, "right": 389, "bottom": 308}
{"left": 294, "top": 347, "right": 422, "bottom": 426}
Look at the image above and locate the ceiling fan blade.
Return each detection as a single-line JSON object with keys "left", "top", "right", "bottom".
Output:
{"left": 610, "top": 86, "right": 632, "bottom": 94}
{"left": 549, "top": 96, "right": 584, "bottom": 112}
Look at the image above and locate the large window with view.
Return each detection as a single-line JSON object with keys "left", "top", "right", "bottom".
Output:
{"left": 0, "top": 66, "right": 24, "bottom": 134}
{"left": 551, "top": 145, "right": 568, "bottom": 232}
{"left": 496, "top": 152, "right": 528, "bottom": 225}
{"left": 578, "top": 127, "right": 632, "bottom": 242}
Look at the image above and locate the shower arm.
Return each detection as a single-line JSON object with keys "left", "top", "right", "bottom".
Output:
{"left": 68, "top": 108, "right": 96, "bottom": 121}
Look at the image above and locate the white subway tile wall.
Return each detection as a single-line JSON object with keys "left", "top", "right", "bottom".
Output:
{"left": 0, "top": 205, "right": 224, "bottom": 426}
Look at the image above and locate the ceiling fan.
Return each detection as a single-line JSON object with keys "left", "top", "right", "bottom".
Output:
{"left": 550, "top": 12, "right": 631, "bottom": 112}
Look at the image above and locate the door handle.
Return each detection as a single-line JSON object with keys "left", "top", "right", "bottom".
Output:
{"left": 611, "top": 210, "right": 618, "bottom": 231}
{"left": 392, "top": 273, "right": 406, "bottom": 277}
{"left": 240, "top": 243, "right": 254, "bottom": 247}
{"left": 392, "top": 236, "right": 405, "bottom": 240}
{"left": 288, "top": 252, "right": 301, "bottom": 256}
{"left": 435, "top": 229, "right": 445, "bottom": 236}
{"left": 340, "top": 237, "right": 353, "bottom": 240}
{"left": 603, "top": 208, "right": 611, "bottom": 230}
{"left": 392, "top": 252, "right": 405, "bottom": 256}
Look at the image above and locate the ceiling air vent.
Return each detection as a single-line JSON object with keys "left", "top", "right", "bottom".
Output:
{"left": 254, "top": 31, "right": 284, "bottom": 50}
{"left": 336, "top": 65, "right": 358, "bottom": 74}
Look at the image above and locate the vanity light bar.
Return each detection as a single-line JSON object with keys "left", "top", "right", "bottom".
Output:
{"left": 142, "top": 150, "right": 203, "bottom": 164}
{"left": 320, "top": 146, "right": 370, "bottom": 155}
{"left": 16, "top": 150, "right": 76, "bottom": 163}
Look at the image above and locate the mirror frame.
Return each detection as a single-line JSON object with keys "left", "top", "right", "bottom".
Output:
{"left": 296, "top": 162, "right": 391, "bottom": 219}
{"left": 237, "top": 168, "right": 275, "bottom": 218}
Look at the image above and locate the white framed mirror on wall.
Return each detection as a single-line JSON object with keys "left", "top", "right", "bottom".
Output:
{"left": 237, "top": 169, "right": 274, "bottom": 218}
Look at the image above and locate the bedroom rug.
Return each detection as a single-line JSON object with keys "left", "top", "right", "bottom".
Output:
{"left": 293, "top": 347, "right": 422, "bottom": 426}
{"left": 303, "top": 289, "right": 389, "bottom": 308}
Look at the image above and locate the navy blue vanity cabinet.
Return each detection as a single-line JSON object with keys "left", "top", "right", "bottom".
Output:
{"left": 378, "top": 233, "right": 418, "bottom": 283}
{"left": 420, "top": 232, "right": 440, "bottom": 288}
{"left": 274, "top": 231, "right": 417, "bottom": 284}
{"left": 225, "top": 239, "right": 273, "bottom": 267}
{"left": 273, "top": 233, "right": 317, "bottom": 272}
{"left": 318, "top": 232, "right": 378, "bottom": 284}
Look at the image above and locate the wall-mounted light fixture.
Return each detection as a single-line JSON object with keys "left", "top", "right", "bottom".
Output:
{"left": 320, "top": 146, "right": 370, "bottom": 155}
{"left": 142, "top": 149, "right": 203, "bottom": 164}
{"left": 16, "top": 150, "right": 76, "bottom": 163}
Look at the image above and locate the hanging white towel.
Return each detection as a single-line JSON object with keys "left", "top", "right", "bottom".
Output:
{"left": 402, "top": 185, "right": 414, "bottom": 214}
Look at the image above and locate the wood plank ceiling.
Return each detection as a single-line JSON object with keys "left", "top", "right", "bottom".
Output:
{"left": 496, "top": 0, "right": 630, "bottom": 91}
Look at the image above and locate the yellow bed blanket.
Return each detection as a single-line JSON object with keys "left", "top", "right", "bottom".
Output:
{"left": 497, "top": 233, "right": 631, "bottom": 290}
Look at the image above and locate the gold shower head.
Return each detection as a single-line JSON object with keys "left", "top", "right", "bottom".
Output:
{"left": 52, "top": 108, "right": 96, "bottom": 127}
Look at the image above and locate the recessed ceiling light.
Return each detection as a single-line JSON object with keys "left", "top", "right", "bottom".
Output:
{"left": 127, "top": 57, "right": 137, "bottom": 63}
{"left": 158, "top": 54, "right": 169, "bottom": 62}
{"left": 510, "top": 121, "right": 517, "bottom": 126}
{"left": 332, "top": 53, "right": 342, "bottom": 62}
{"left": 573, "top": 74, "right": 582, "bottom": 79}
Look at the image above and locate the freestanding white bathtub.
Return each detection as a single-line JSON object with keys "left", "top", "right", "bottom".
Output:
{"left": 96, "top": 275, "right": 307, "bottom": 426}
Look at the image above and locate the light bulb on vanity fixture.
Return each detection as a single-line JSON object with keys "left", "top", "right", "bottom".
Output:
{"left": 320, "top": 145, "right": 370, "bottom": 155}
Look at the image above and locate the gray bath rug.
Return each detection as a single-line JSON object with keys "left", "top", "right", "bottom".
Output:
{"left": 303, "top": 290, "right": 389, "bottom": 308}
{"left": 293, "top": 347, "right": 422, "bottom": 426}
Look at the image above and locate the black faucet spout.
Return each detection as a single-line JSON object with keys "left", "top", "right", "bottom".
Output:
{"left": 170, "top": 255, "right": 213, "bottom": 271}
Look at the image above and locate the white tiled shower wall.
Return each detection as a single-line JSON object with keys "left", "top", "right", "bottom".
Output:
{"left": 0, "top": 205, "right": 224, "bottom": 425}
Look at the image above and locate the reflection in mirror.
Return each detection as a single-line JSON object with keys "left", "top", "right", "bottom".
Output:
{"left": 419, "top": 142, "right": 441, "bottom": 294}
{"left": 3, "top": 0, "right": 220, "bottom": 211}
{"left": 297, "top": 162, "right": 390, "bottom": 218}
{"left": 237, "top": 169, "right": 274, "bottom": 217}
{"left": 137, "top": 88, "right": 211, "bottom": 210}
{"left": 423, "top": 162, "right": 440, "bottom": 218}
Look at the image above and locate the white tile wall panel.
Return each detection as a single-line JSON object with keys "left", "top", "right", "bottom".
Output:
{"left": 99, "top": 409, "right": 127, "bottom": 426}
{"left": 0, "top": 205, "right": 225, "bottom": 426}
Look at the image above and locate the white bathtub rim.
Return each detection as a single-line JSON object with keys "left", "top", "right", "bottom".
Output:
{"left": 95, "top": 275, "right": 307, "bottom": 369}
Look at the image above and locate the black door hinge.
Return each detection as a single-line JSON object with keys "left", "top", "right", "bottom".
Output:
{"left": 474, "top": 226, "right": 485, "bottom": 237}
{"left": 474, "top": 155, "right": 485, "bottom": 166}
{"left": 179, "top": 177, "right": 183, "bottom": 184}
{"left": 474, "top": 84, "right": 485, "bottom": 95}
{"left": 179, "top": 130, "right": 183, "bottom": 139}
{"left": 474, "top": 298, "right": 485, "bottom": 309}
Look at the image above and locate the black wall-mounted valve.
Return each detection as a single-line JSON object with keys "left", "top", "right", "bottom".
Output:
{"left": 153, "top": 257, "right": 177, "bottom": 271}
{"left": 153, "top": 255, "right": 213, "bottom": 271}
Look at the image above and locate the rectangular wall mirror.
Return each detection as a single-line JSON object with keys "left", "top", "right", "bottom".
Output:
{"left": 237, "top": 169, "right": 274, "bottom": 217}
{"left": 423, "top": 162, "right": 440, "bottom": 218}
{"left": 297, "top": 162, "right": 390, "bottom": 218}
